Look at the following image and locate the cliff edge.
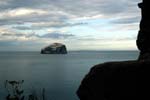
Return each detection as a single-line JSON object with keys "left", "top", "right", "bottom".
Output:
{"left": 77, "top": 60, "right": 150, "bottom": 100}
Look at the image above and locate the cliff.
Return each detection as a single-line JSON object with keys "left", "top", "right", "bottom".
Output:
{"left": 41, "top": 43, "right": 67, "bottom": 54}
{"left": 77, "top": 0, "right": 150, "bottom": 100}
{"left": 77, "top": 60, "right": 150, "bottom": 100}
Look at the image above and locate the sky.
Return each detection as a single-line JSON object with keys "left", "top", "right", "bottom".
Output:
{"left": 0, "top": 0, "right": 142, "bottom": 51}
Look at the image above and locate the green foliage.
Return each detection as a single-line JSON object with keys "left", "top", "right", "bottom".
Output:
{"left": 5, "top": 80, "right": 46, "bottom": 100}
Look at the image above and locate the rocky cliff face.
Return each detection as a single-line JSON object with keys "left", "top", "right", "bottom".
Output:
{"left": 137, "top": 0, "right": 150, "bottom": 60}
{"left": 77, "top": 0, "right": 150, "bottom": 100}
{"left": 41, "top": 43, "right": 67, "bottom": 54}
{"left": 77, "top": 60, "right": 150, "bottom": 100}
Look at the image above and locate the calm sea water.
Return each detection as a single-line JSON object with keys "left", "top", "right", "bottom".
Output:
{"left": 0, "top": 51, "right": 139, "bottom": 100}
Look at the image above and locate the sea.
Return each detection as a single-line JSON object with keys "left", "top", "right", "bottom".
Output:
{"left": 0, "top": 51, "right": 139, "bottom": 100}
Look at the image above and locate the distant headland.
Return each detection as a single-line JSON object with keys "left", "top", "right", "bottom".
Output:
{"left": 41, "top": 43, "right": 67, "bottom": 54}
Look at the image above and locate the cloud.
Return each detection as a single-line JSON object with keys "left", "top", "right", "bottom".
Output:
{"left": 0, "top": 0, "right": 48, "bottom": 11}
{"left": 0, "top": 8, "right": 47, "bottom": 18}
{"left": 12, "top": 22, "right": 87, "bottom": 30}
{"left": 76, "top": 35, "right": 136, "bottom": 42}
{"left": 0, "top": 34, "right": 137, "bottom": 51}
{"left": 1, "top": 33, "right": 25, "bottom": 37}
{"left": 0, "top": 39, "right": 46, "bottom": 51}
{"left": 0, "top": 0, "right": 141, "bottom": 26}
{"left": 0, "top": 8, "right": 50, "bottom": 26}
{"left": 111, "top": 16, "right": 140, "bottom": 24}
{"left": 38, "top": 33, "right": 75, "bottom": 39}
{"left": 32, "top": 22, "right": 87, "bottom": 28}
{"left": 1, "top": 31, "right": 75, "bottom": 39}
{"left": 0, "top": 0, "right": 141, "bottom": 51}
{"left": 12, "top": 26, "right": 32, "bottom": 30}
{"left": 0, "top": 40, "right": 18, "bottom": 46}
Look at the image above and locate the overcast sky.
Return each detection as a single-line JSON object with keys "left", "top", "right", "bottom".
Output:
{"left": 0, "top": 0, "right": 142, "bottom": 51}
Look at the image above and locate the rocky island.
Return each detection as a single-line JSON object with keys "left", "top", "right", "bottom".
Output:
{"left": 41, "top": 43, "right": 67, "bottom": 54}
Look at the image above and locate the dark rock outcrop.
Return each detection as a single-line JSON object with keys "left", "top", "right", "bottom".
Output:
{"left": 77, "top": 60, "right": 150, "bottom": 100}
{"left": 77, "top": 0, "right": 150, "bottom": 100}
{"left": 137, "top": 0, "right": 150, "bottom": 60}
{"left": 41, "top": 43, "right": 67, "bottom": 54}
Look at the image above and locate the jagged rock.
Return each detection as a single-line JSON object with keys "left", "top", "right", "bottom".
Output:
{"left": 137, "top": 0, "right": 150, "bottom": 59}
{"left": 77, "top": 60, "right": 150, "bottom": 100}
{"left": 41, "top": 43, "right": 67, "bottom": 54}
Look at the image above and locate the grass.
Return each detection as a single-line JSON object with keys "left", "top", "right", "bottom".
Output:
{"left": 5, "top": 80, "right": 46, "bottom": 100}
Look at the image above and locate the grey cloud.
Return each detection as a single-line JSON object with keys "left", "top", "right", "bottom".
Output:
{"left": 32, "top": 22, "right": 88, "bottom": 28}
{"left": 12, "top": 22, "right": 87, "bottom": 30}
{"left": 12, "top": 26, "right": 32, "bottom": 30}
{"left": 76, "top": 35, "right": 136, "bottom": 42}
{"left": 48, "top": 22, "right": 88, "bottom": 28}
{"left": 0, "top": 0, "right": 141, "bottom": 51}
{"left": 1, "top": 32, "right": 75, "bottom": 39}
{"left": 1, "top": 33, "right": 25, "bottom": 37}
{"left": 0, "top": 0, "right": 49, "bottom": 11}
{"left": 0, "top": 39, "right": 45, "bottom": 51}
{"left": 0, "top": 0, "right": 141, "bottom": 27}
{"left": 111, "top": 16, "right": 140, "bottom": 24}
{"left": 46, "top": 22, "right": 88, "bottom": 28}
{"left": 0, "top": 40, "right": 18, "bottom": 46}
{"left": 48, "top": 0, "right": 141, "bottom": 17}
{"left": 0, "top": 12, "right": 60, "bottom": 26}
{"left": 38, "top": 33, "right": 75, "bottom": 39}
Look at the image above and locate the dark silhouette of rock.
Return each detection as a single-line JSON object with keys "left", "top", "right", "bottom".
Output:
{"left": 77, "top": 61, "right": 150, "bottom": 100}
{"left": 77, "top": 0, "right": 150, "bottom": 100}
{"left": 137, "top": 0, "right": 150, "bottom": 60}
{"left": 41, "top": 43, "right": 67, "bottom": 54}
